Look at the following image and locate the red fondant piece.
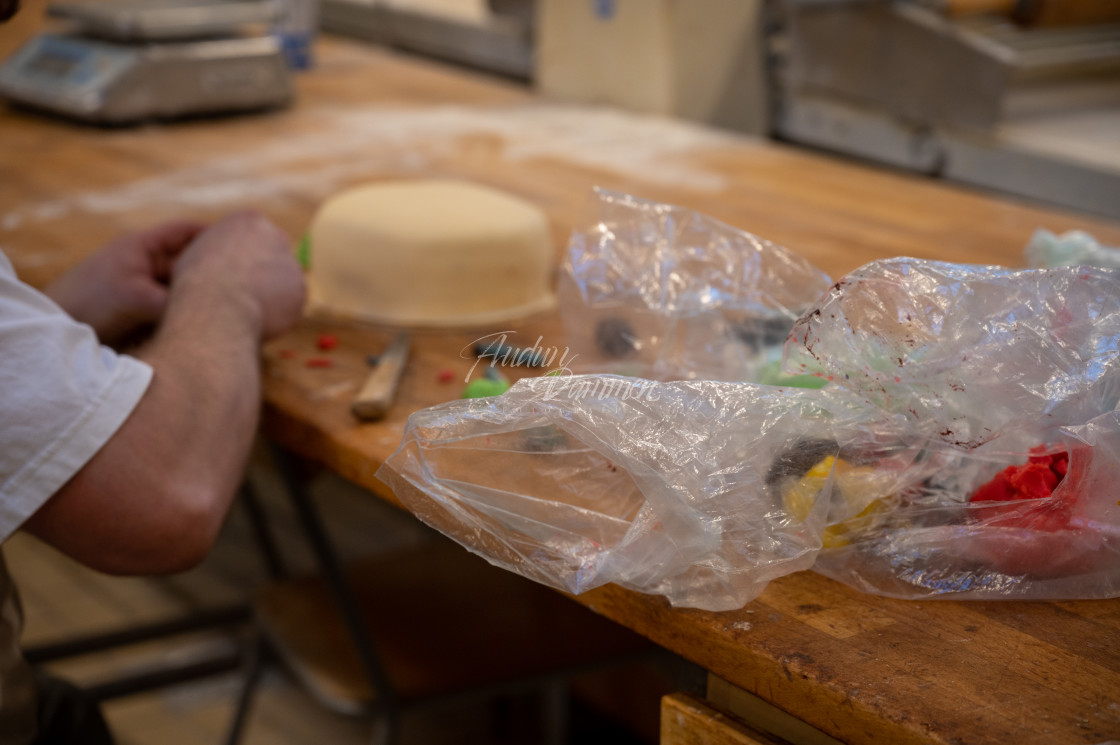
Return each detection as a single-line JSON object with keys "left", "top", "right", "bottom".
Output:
{"left": 437, "top": 369, "right": 455, "bottom": 383}
{"left": 971, "top": 450, "right": 1072, "bottom": 531}
{"left": 317, "top": 333, "right": 339, "bottom": 351}
{"left": 965, "top": 448, "right": 1110, "bottom": 577}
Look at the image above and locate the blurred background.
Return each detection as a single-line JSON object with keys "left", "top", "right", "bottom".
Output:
{"left": 1, "top": 0, "right": 1117, "bottom": 221}
{"left": 310, "top": 0, "right": 1120, "bottom": 220}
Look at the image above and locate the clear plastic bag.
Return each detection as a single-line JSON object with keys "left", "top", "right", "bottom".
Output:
{"left": 784, "top": 258, "right": 1120, "bottom": 451}
{"left": 782, "top": 258, "right": 1120, "bottom": 599}
{"left": 378, "top": 207, "right": 1120, "bottom": 608}
{"left": 378, "top": 378, "right": 925, "bottom": 611}
{"left": 556, "top": 189, "right": 833, "bottom": 382}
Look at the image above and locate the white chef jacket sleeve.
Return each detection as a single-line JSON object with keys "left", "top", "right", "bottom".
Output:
{"left": 0, "top": 250, "right": 152, "bottom": 543}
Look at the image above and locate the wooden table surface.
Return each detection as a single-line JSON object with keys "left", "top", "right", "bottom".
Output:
{"left": 3, "top": 8, "right": 1120, "bottom": 744}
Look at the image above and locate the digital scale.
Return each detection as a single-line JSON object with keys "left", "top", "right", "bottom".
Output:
{"left": 0, "top": 0, "right": 294, "bottom": 124}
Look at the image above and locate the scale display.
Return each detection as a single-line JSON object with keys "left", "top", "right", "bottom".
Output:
{"left": 0, "top": 0, "right": 291, "bottom": 123}
{"left": 3, "top": 35, "right": 135, "bottom": 96}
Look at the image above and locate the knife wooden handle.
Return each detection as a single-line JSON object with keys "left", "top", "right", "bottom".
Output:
{"left": 351, "top": 333, "right": 411, "bottom": 421}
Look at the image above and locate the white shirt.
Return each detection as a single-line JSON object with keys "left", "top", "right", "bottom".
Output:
{"left": 0, "top": 249, "right": 152, "bottom": 742}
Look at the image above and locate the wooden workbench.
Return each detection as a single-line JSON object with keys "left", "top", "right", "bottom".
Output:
{"left": 2, "top": 10, "right": 1120, "bottom": 744}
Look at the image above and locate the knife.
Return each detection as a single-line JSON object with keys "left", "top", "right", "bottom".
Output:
{"left": 351, "top": 332, "right": 411, "bottom": 421}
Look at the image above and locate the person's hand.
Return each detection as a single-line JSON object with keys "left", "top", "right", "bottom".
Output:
{"left": 44, "top": 220, "right": 206, "bottom": 346}
{"left": 171, "top": 211, "right": 306, "bottom": 340}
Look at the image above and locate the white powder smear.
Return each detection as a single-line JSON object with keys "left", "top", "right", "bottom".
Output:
{"left": 2, "top": 103, "right": 734, "bottom": 230}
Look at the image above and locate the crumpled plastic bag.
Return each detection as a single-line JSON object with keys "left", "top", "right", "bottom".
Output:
{"left": 378, "top": 210, "right": 1120, "bottom": 609}
{"left": 785, "top": 258, "right": 1120, "bottom": 451}
{"left": 556, "top": 189, "right": 833, "bottom": 382}
{"left": 1026, "top": 228, "right": 1120, "bottom": 270}
{"left": 378, "top": 378, "right": 927, "bottom": 610}
{"left": 783, "top": 259, "right": 1120, "bottom": 601}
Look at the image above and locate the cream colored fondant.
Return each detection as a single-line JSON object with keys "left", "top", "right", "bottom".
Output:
{"left": 306, "top": 180, "right": 555, "bottom": 326}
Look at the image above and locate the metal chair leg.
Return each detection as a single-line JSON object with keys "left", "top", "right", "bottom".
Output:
{"left": 238, "top": 478, "right": 289, "bottom": 581}
{"left": 24, "top": 606, "right": 249, "bottom": 665}
{"left": 223, "top": 632, "right": 271, "bottom": 745}
{"left": 263, "top": 440, "right": 402, "bottom": 744}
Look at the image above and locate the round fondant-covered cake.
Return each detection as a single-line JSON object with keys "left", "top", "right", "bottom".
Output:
{"left": 306, "top": 180, "right": 556, "bottom": 326}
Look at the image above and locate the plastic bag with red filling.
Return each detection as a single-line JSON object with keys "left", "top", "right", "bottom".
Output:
{"left": 785, "top": 259, "right": 1120, "bottom": 599}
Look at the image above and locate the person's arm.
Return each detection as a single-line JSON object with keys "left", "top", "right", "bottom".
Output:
{"left": 25, "top": 212, "right": 305, "bottom": 575}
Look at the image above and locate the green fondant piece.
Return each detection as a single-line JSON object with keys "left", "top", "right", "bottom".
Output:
{"left": 757, "top": 359, "right": 830, "bottom": 389}
{"left": 297, "top": 233, "right": 311, "bottom": 269}
{"left": 462, "top": 378, "right": 512, "bottom": 398}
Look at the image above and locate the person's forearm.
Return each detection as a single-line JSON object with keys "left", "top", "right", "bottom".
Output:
{"left": 25, "top": 285, "right": 266, "bottom": 575}
{"left": 132, "top": 282, "right": 266, "bottom": 557}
